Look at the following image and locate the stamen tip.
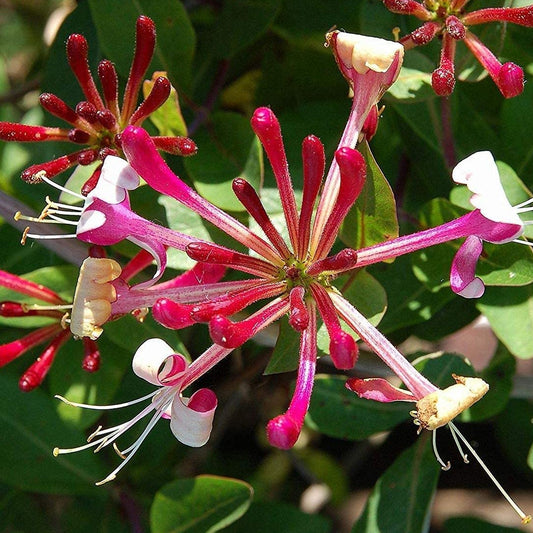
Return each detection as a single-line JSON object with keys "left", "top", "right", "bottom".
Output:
{"left": 521, "top": 515, "right": 532, "bottom": 525}
{"left": 21, "top": 227, "right": 29, "bottom": 245}
{"left": 54, "top": 394, "right": 71, "bottom": 405}
{"left": 113, "top": 442, "right": 127, "bottom": 459}
{"left": 52, "top": 447, "right": 60, "bottom": 457}
{"left": 441, "top": 461, "right": 451, "bottom": 471}
{"left": 95, "top": 474, "right": 116, "bottom": 486}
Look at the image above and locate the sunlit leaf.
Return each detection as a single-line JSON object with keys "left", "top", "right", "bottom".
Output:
{"left": 0, "top": 374, "right": 105, "bottom": 494}
{"left": 150, "top": 475, "right": 253, "bottom": 533}
{"left": 351, "top": 434, "right": 440, "bottom": 533}
{"left": 340, "top": 141, "right": 399, "bottom": 250}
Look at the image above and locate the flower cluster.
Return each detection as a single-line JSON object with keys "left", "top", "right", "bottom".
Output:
{"left": 3, "top": 16, "right": 531, "bottom": 524}
{"left": 0, "top": 15, "right": 196, "bottom": 192}
{"left": 383, "top": 0, "right": 533, "bottom": 97}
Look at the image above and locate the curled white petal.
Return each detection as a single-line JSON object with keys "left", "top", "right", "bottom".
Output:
{"left": 457, "top": 278, "right": 485, "bottom": 299}
{"left": 452, "top": 151, "right": 522, "bottom": 226}
{"left": 133, "top": 338, "right": 180, "bottom": 385}
{"left": 101, "top": 156, "right": 140, "bottom": 189}
{"left": 170, "top": 388, "right": 217, "bottom": 447}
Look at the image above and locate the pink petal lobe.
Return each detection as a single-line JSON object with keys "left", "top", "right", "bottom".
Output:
{"left": 346, "top": 377, "right": 416, "bottom": 402}
{"left": 450, "top": 235, "right": 485, "bottom": 299}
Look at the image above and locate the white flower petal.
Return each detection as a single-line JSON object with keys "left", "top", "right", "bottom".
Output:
{"left": 334, "top": 33, "right": 404, "bottom": 74}
{"left": 170, "top": 389, "right": 217, "bottom": 447}
{"left": 100, "top": 155, "right": 140, "bottom": 190}
{"left": 452, "top": 151, "right": 522, "bottom": 226}
{"left": 77, "top": 210, "right": 106, "bottom": 234}
{"left": 132, "top": 338, "right": 177, "bottom": 385}
{"left": 89, "top": 156, "right": 140, "bottom": 204}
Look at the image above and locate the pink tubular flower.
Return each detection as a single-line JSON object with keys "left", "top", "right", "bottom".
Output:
{"left": 0, "top": 16, "right": 196, "bottom": 190}
{"left": 17, "top": 156, "right": 205, "bottom": 286}
{"left": 382, "top": 0, "right": 532, "bottom": 97}
{"left": 54, "top": 338, "right": 225, "bottom": 485}
{"left": 345, "top": 370, "right": 531, "bottom": 523}
{"left": 113, "top": 134, "right": 528, "bottom": 454}
{"left": 353, "top": 151, "right": 528, "bottom": 299}
{"left": 0, "top": 244, "right": 220, "bottom": 388}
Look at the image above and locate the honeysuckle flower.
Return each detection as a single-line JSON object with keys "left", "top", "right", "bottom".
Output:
{"left": 54, "top": 338, "right": 225, "bottom": 485}
{"left": 382, "top": 0, "right": 532, "bottom": 97}
{"left": 17, "top": 155, "right": 205, "bottom": 285}
{"left": 346, "top": 371, "right": 531, "bottom": 524}
{"left": 69, "top": 256, "right": 226, "bottom": 340}
{"left": 114, "top": 104, "right": 441, "bottom": 451}
{"left": 0, "top": 245, "right": 207, "bottom": 388}
{"left": 317, "top": 32, "right": 403, "bottom": 244}
{"left": 353, "top": 151, "right": 528, "bottom": 299}
{"left": 0, "top": 15, "right": 196, "bottom": 190}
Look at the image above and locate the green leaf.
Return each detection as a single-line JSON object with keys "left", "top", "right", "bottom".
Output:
{"left": 414, "top": 352, "right": 474, "bottom": 389}
{"left": 210, "top": 0, "right": 282, "bottom": 59}
{"left": 144, "top": 73, "right": 188, "bottom": 137}
{"left": 496, "top": 400, "right": 533, "bottom": 479}
{"left": 412, "top": 296, "right": 479, "bottom": 342}
{"left": 0, "top": 374, "right": 105, "bottom": 494}
{"left": 224, "top": 502, "right": 331, "bottom": 533}
{"left": 372, "top": 255, "right": 454, "bottom": 334}
{"left": 88, "top": 0, "right": 195, "bottom": 90}
{"left": 317, "top": 271, "right": 387, "bottom": 354}
{"left": 340, "top": 141, "right": 399, "bottom": 250}
{"left": 477, "top": 285, "right": 533, "bottom": 358}
{"left": 185, "top": 112, "right": 263, "bottom": 212}
{"left": 444, "top": 516, "right": 524, "bottom": 533}
{"left": 467, "top": 343, "right": 516, "bottom": 422}
{"left": 307, "top": 375, "right": 410, "bottom": 441}
{"left": 351, "top": 434, "right": 440, "bottom": 533}
{"left": 150, "top": 475, "right": 253, "bottom": 533}
{"left": 388, "top": 51, "right": 435, "bottom": 102}
{"left": 502, "top": 80, "right": 533, "bottom": 177}
{"left": 265, "top": 317, "right": 300, "bottom": 375}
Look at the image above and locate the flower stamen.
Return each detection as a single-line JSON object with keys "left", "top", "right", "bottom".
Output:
{"left": 448, "top": 422, "right": 531, "bottom": 524}
{"left": 432, "top": 430, "right": 451, "bottom": 471}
